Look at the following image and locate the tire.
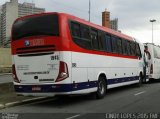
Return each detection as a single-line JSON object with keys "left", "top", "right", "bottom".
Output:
{"left": 137, "top": 74, "right": 143, "bottom": 87}
{"left": 142, "top": 75, "right": 147, "bottom": 83}
{"left": 96, "top": 77, "right": 107, "bottom": 99}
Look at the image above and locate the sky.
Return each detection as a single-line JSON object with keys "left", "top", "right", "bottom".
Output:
{"left": 1, "top": 0, "right": 160, "bottom": 45}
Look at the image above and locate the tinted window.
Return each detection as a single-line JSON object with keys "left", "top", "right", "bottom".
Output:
{"left": 126, "top": 41, "right": 131, "bottom": 55}
{"left": 71, "top": 22, "right": 91, "bottom": 49}
{"left": 130, "top": 42, "right": 136, "bottom": 56}
{"left": 105, "top": 34, "right": 112, "bottom": 52}
{"left": 154, "top": 46, "right": 160, "bottom": 59}
{"left": 122, "top": 39, "right": 128, "bottom": 55}
{"left": 12, "top": 14, "right": 59, "bottom": 40}
{"left": 136, "top": 43, "right": 141, "bottom": 57}
{"left": 71, "top": 22, "right": 81, "bottom": 37}
{"left": 117, "top": 38, "right": 122, "bottom": 54}
{"left": 91, "top": 29, "right": 99, "bottom": 50}
{"left": 73, "top": 38, "right": 91, "bottom": 49}
{"left": 81, "top": 25, "right": 90, "bottom": 39}
{"left": 98, "top": 31, "right": 106, "bottom": 51}
{"left": 112, "top": 36, "right": 118, "bottom": 53}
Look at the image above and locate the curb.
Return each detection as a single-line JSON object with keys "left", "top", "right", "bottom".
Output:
{"left": 0, "top": 104, "right": 5, "bottom": 109}
{"left": 0, "top": 97, "right": 50, "bottom": 109}
{"left": 0, "top": 73, "right": 12, "bottom": 76}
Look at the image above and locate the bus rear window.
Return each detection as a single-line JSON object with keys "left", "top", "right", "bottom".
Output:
{"left": 12, "top": 14, "right": 59, "bottom": 40}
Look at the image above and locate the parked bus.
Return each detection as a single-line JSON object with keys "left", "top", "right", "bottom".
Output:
{"left": 11, "top": 12, "right": 144, "bottom": 99}
{"left": 140, "top": 44, "right": 150, "bottom": 83}
{"left": 144, "top": 43, "right": 160, "bottom": 80}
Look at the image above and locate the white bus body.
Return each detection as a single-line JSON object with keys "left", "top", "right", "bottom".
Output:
{"left": 144, "top": 43, "right": 160, "bottom": 80}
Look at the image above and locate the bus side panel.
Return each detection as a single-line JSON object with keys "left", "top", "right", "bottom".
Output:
{"left": 147, "top": 44, "right": 160, "bottom": 79}
{"left": 71, "top": 52, "right": 97, "bottom": 94}
{"left": 71, "top": 51, "right": 141, "bottom": 93}
{"left": 153, "top": 59, "right": 158, "bottom": 79}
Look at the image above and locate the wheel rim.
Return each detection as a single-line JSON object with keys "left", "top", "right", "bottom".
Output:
{"left": 98, "top": 80, "right": 105, "bottom": 95}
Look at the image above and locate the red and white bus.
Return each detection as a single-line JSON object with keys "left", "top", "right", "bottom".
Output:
{"left": 11, "top": 12, "right": 144, "bottom": 99}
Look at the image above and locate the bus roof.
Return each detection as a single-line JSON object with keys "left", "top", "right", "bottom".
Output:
{"left": 58, "top": 13, "right": 134, "bottom": 41}
{"left": 15, "top": 12, "right": 134, "bottom": 41}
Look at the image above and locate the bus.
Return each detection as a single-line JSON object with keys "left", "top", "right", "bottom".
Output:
{"left": 144, "top": 43, "right": 160, "bottom": 80}
{"left": 11, "top": 12, "right": 144, "bottom": 99}
{"left": 140, "top": 43, "right": 150, "bottom": 83}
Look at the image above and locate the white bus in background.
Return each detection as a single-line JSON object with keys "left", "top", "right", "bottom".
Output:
{"left": 144, "top": 43, "right": 160, "bottom": 80}
{"left": 139, "top": 43, "right": 150, "bottom": 83}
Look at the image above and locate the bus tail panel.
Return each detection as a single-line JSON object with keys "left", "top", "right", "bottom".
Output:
{"left": 13, "top": 51, "right": 60, "bottom": 84}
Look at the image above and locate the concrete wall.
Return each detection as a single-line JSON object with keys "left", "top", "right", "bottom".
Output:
{"left": 0, "top": 48, "right": 12, "bottom": 73}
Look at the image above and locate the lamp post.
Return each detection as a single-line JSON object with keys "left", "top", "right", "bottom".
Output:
{"left": 89, "top": 0, "right": 91, "bottom": 22}
{"left": 150, "top": 19, "right": 156, "bottom": 44}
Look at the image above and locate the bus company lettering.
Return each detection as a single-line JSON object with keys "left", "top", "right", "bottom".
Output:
{"left": 24, "top": 71, "right": 49, "bottom": 75}
{"left": 17, "top": 65, "right": 29, "bottom": 70}
{"left": 51, "top": 55, "right": 59, "bottom": 60}
{"left": 30, "top": 39, "right": 44, "bottom": 46}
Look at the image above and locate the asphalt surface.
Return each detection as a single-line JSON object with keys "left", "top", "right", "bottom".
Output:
{"left": 0, "top": 74, "right": 12, "bottom": 84}
{"left": 0, "top": 80, "right": 160, "bottom": 119}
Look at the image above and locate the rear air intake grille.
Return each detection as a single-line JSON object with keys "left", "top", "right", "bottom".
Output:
{"left": 18, "top": 52, "right": 54, "bottom": 57}
{"left": 16, "top": 45, "right": 55, "bottom": 54}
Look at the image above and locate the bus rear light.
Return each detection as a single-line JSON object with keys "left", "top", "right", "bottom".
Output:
{"left": 55, "top": 61, "right": 69, "bottom": 82}
{"left": 150, "top": 64, "right": 153, "bottom": 74}
{"left": 12, "top": 64, "right": 20, "bottom": 83}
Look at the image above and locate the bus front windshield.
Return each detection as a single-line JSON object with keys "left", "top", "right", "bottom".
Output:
{"left": 12, "top": 14, "right": 59, "bottom": 41}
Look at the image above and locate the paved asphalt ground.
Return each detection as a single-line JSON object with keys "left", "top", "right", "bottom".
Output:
{"left": 0, "top": 79, "right": 160, "bottom": 119}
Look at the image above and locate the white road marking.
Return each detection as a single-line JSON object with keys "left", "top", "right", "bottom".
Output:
{"left": 66, "top": 114, "right": 81, "bottom": 119}
{"left": 134, "top": 91, "right": 146, "bottom": 96}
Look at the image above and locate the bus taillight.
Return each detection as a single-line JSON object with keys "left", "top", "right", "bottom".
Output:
{"left": 12, "top": 64, "right": 20, "bottom": 83}
{"left": 55, "top": 61, "right": 69, "bottom": 82}
{"left": 150, "top": 64, "right": 153, "bottom": 74}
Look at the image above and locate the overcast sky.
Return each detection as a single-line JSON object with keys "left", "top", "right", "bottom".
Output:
{"left": 1, "top": 0, "right": 160, "bottom": 45}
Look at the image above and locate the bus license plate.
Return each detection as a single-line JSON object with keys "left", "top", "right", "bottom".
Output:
{"left": 32, "top": 86, "right": 41, "bottom": 91}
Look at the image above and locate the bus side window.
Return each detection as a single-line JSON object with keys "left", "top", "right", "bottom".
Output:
{"left": 98, "top": 31, "right": 106, "bottom": 51}
{"left": 122, "top": 39, "right": 127, "bottom": 55}
{"left": 71, "top": 22, "right": 91, "bottom": 50}
{"left": 105, "top": 34, "right": 112, "bottom": 52}
{"left": 111, "top": 36, "right": 118, "bottom": 53}
{"left": 117, "top": 38, "right": 122, "bottom": 54}
{"left": 136, "top": 43, "right": 142, "bottom": 58}
{"left": 126, "top": 41, "right": 131, "bottom": 56}
{"left": 91, "top": 29, "right": 99, "bottom": 50}
{"left": 130, "top": 42, "right": 136, "bottom": 56}
{"left": 71, "top": 22, "right": 81, "bottom": 37}
{"left": 154, "top": 47, "right": 159, "bottom": 59}
{"left": 81, "top": 25, "right": 90, "bottom": 40}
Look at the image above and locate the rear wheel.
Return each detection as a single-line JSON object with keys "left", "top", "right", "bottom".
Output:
{"left": 96, "top": 77, "right": 107, "bottom": 99}
{"left": 137, "top": 74, "right": 143, "bottom": 87}
{"left": 142, "top": 74, "right": 147, "bottom": 83}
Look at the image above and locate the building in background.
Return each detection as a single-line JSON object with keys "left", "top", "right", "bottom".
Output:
{"left": 0, "top": 0, "right": 45, "bottom": 47}
{"left": 110, "top": 18, "right": 118, "bottom": 31}
{"left": 102, "top": 9, "right": 119, "bottom": 31}
{"left": 102, "top": 9, "right": 110, "bottom": 28}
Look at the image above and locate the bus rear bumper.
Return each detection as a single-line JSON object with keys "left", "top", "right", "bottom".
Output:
{"left": 16, "top": 87, "right": 97, "bottom": 97}
{"left": 14, "top": 82, "right": 97, "bottom": 96}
